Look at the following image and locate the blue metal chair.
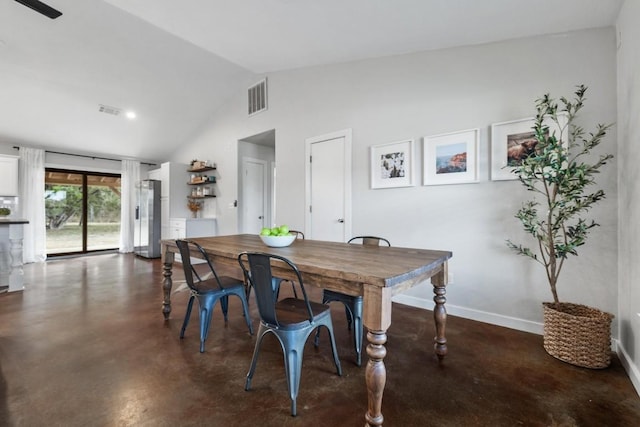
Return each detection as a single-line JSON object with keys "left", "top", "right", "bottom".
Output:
{"left": 318, "top": 236, "right": 391, "bottom": 366}
{"left": 238, "top": 251, "right": 342, "bottom": 417}
{"left": 176, "top": 240, "right": 253, "bottom": 353}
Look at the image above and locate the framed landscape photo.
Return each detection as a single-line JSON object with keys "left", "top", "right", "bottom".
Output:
{"left": 423, "top": 128, "right": 479, "bottom": 185}
{"left": 491, "top": 114, "right": 568, "bottom": 181}
{"left": 370, "top": 139, "right": 415, "bottom": 189}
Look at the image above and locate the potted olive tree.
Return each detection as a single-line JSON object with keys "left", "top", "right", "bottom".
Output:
{"left": 507, "top": 85, "right": 615, "bottom": 368}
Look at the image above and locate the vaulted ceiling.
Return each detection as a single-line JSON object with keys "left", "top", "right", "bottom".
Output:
{"left": 0, "top": 0, "right": 623, "bottom": 162}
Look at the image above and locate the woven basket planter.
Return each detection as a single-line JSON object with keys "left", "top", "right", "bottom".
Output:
{"left": 542, "top": 302, "right": 614, "bottom": 369}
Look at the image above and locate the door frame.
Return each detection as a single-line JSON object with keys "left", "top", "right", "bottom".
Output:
{"left": 241, "top": 156, "right": 269, "bottom": 233}
{"left": 304, "top": 128, "right": 352, "bottom": 241}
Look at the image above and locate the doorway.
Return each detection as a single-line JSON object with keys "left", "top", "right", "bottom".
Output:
{"left": 238, "top": 130, "right": 275, "bottom": 233}
{"left": 45, "top": 168, "right": 121, "bottom": 256}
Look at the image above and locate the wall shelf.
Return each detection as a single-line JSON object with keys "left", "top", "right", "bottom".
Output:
{"left": 187, "top": 166, "right": 216, "bottom": 173}
{"left": 187, "top": 180, "right": 215, "bottom": 185}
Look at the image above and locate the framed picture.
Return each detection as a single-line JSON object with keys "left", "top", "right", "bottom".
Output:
{"left": 370, "top": 139, "right": 415, "bottom": 189}
{"left": 423, "top": 128, "right": 479, "bottom": 185}
{"left": 491, "top": 114, "right": 568, "bottom": 181}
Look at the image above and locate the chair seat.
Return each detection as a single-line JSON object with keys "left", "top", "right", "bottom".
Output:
{"left": 195, "top": 275, "right": 246, "bottom": 293}
{"left": 272, "top": 298, "right": 331, "bottom": 329}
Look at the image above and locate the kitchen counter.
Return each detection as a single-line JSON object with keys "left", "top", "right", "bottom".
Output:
{"left": 0, "top": 219, "right": 29, "bottom": 292}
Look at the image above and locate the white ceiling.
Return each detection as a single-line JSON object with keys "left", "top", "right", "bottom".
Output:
{"left": 0, "top": 0, "right": 623, "bottom": 162}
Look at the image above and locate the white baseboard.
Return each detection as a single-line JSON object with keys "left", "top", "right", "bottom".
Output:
{"left": 616, "top": 340, "right": 640, "bottom": 397}
{"left": 392, "top": 294, "right": 539, "bottom": 336}
{"left": 393, "top": 294, "right": 640, "bottom": 398}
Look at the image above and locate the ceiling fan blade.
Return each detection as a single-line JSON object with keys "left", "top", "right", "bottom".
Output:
{"left": 14, "top": 0, "right": 62, "bottom": 19}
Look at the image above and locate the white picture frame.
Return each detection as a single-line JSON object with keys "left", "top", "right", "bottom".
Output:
{"left": 423, "top": 128, "right": 479, "bottom": 186}
{"left": 370, "top": 139, "right": 415, "bottom": 189}
{"left": 490, "top": 113, "right": 568, "bottom": 181}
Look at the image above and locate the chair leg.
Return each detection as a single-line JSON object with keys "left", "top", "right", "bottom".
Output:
{"left": 289, "top": 280, "right": 298, "bottom": 299}
{"left": 353, "top": 297, "right": 364, "bottom": 367}
{"left": 237, "top": 292, "right": 253, "bottom": 335}
{"left": 245, "top": 324, "right": 268, "bottom": 391}
{"left": 282, "top": 337, "right": 305, "bottom": 416}
{"left": 323, "top": 324, "right": 343, "bottom": 376}
{"left": 345, "top": 305, "right": 353, "bottom": 330}
{"left": 180, "top": 295, "right": 195, "bottom": 339}
{"left": 220, "top": 295, "right": 229, "bottom": 322}
{"left": 199, "top": 305, "right": 213, "bottom": 353}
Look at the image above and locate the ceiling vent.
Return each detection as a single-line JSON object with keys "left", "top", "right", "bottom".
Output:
{"left": 248, "top": 78, "right": 268, "bottom": 116}
{"left": 98, "top": 104, "right": 121, "bottom": 116}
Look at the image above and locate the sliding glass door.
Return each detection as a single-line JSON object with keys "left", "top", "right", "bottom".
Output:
{"left": 45, "top": 169, "right": 121, "bottom": 256}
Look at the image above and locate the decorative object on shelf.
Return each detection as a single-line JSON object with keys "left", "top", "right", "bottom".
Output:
{"left": 423, "top": 128, "right": 479, "bottom": 186}
{"left": 506, "top": 85, "right": 614, "bottom": 369}
{"left": 0, "top": 207, "right": 10, "bottom": 216}
{"left": 187, "top": 199, "right": 202, "bottom": 218}
{"left": 188, "top": 159, "right": 216, "bottom": 172}
{"left": 370, "top": 139, "right": 415, "bottom": 189}
{"left": 187, "top": 161, "right": 217, "bottom": 199}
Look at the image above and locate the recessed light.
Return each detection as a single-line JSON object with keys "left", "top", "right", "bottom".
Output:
{"left": 125, "top": 111, "right": 137, "bottom": 120}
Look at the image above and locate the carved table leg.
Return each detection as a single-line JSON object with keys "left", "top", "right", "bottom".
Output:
{"left": 162, "top": 260, "right": 173, "bottom": 320}
{"left": 365, "top": 330, "right": 387, "bottom": 427}
{"left": 432, "top": 271, "right": 448, "bottom": 360}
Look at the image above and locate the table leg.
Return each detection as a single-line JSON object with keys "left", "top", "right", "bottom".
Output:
{"left": 162, "top": 258, "right": 173, "bottom": 320}
{"left": 432, "top": 268, "right": 448, "bottom": 359}
{"left": 362, "top": 285, "right": 392, "bottom": 427}
{"left": 365, "top": 330, "right": 387, "bottom": 427}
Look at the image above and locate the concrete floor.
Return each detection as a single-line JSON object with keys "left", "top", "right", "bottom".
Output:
{"left": 1, "top": 253, "right": 639, "bottom": 426}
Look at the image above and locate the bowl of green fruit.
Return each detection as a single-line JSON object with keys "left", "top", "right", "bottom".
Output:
{"left": 259, "top": 225, "right": 296, "bottom": 247}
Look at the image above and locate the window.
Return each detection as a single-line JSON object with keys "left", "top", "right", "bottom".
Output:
{"left": 45, "top": 168, "right": 121, "bottom": 255}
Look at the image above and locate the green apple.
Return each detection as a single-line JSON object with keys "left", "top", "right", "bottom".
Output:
{"left": 270, "top": 227, "right": 280, "bottom": 236}
{"left": 260, "top": 227, "right": 271, "bottom": 236}
{"left": 278, "top": 225, "right": 289, "bottom": 235}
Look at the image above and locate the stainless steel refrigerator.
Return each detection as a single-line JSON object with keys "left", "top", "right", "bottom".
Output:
{"left": 134, "top": 179, "right": 161, "bottom": 258}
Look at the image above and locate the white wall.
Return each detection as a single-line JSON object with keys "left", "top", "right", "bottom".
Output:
{"left": 616, "top": 0, "right": 640, "bottom": 395}
{"left": 173, "top": 28, "right": 618, "bottom": 334}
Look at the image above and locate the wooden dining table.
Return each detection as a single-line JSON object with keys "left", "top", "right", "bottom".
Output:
{"left": 160, "top": 234, "right": 452, "bottom": 426}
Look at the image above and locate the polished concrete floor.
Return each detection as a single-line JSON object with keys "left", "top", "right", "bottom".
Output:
{"left": 1, "top": 253, "right": 639, "bottom": 426}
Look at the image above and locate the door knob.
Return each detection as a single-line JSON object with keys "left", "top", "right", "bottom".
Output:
{"left": 337, "top": 218, "right": 344, "bottom": 223}
{"left": 258, "top": 216, "right": 263, "bottom": 219}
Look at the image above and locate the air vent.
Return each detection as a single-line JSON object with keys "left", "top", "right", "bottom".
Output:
{"left": 98, "top": 104, "right": 121, "bottom": 116}
{"left": 248, "top": 78, "right": 267, "bottom": 116}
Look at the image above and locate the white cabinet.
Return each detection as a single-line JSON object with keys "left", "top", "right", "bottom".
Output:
{"left": 169, "top": 218, "right": 216, "bottom": 239}
{"left": 0, "top": 156, "right": 19, "bottom": 196}
{"left": 158, "top": 162, "right": 190, "bottom": 239}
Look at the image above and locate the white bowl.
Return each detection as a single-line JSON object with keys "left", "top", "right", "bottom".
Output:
{"left": 259, "top": 234, "right": 296, "bottom": 248}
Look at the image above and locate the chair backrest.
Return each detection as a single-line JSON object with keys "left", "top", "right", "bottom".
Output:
{"left": 175, "top": 240, "right": 223, "bottom": 292}
{"left": 238, "top": 252, "right": 313, "bottom": 326}
{"left": 289, "top": 230, "right": 305, "bottom": 239}
{"left": 347, "top": 236, "right": 391, "bottom": 247}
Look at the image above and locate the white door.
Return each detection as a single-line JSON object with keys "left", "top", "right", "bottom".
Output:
{"left": 242, "top": 158, "right": 267, "bottom": 234}
{"left": 305, "top": 129, "right": 352, "bottom": 242}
